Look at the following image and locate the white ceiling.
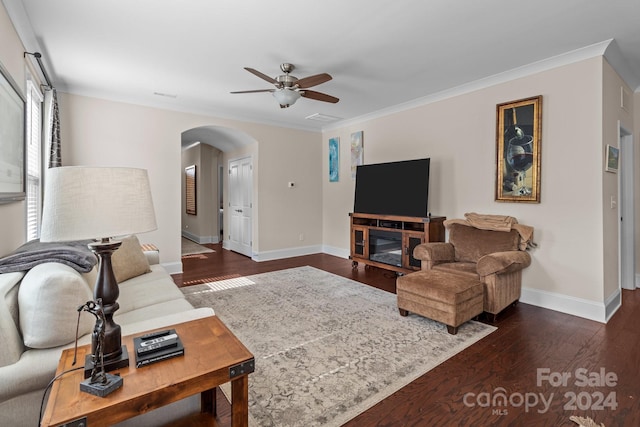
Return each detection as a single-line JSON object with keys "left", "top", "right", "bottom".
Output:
{"left": 5, "top": 0, "right": 640, "bottom": 131}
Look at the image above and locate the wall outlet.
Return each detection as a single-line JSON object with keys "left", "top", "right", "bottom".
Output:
{"left": 299, "top": 233, "right": 304, "bottom": 241}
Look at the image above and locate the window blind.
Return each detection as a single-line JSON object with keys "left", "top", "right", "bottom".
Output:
{"left": 26, "top": 80, "right": 43, "bottom": 241}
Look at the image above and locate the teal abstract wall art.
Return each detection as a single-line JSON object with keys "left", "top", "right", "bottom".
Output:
{"left": 329, "top": 137, "right": 339, "bottom": 182}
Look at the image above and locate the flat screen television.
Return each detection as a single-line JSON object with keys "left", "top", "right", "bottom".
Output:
{"left": 353, "top": 158, "right": 430, "bottom": 217}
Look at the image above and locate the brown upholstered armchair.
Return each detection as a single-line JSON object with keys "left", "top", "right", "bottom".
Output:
{"left": 412, "top": 221, "right": 532, "bottom": 321}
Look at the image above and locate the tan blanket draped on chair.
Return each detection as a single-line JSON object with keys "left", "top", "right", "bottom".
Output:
{"left": 443, "top": 212, "right": 535, "bottom": 250}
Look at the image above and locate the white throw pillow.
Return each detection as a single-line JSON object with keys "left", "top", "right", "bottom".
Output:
{"left": 18, "top": 263, "right": 94, "bottom": 349}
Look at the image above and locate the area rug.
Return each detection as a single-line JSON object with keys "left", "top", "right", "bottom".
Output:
{"left": 181, "top": 266, "right": 496, "bottom": 427}
{"left": 181, "top": 237, "right": 214, "bottom": 256}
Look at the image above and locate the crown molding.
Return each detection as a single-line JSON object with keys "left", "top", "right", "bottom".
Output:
{"left": 58, "top": 87, "right": 323, "bottom": 133}
{"left": 2, "top": 0, "right": 41, "bottom": 52}
{"left": 322, "top": 40, "right": 615, "bottom": 132}
{"left": 604, "top": 39, "right": 640, "bottom": 92}
{"left": 5, "top": 3, "right": 634, "bottom": 135}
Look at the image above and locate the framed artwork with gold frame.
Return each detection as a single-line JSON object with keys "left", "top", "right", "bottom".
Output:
{"left": 495, "top": 95, "right": 542, "bottom": 203}
{"left": 185, "top": 165, "right": 196, "bottom": 215}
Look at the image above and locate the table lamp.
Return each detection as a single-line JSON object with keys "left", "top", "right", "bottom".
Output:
{"left": 40, "top": 166, "right": 157, "bottom": 372}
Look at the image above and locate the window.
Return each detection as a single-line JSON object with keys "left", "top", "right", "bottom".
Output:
{"left": 26, "top": 79, "right": 43, "bottom": 241}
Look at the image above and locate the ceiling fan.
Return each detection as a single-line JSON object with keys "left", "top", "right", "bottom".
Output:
{"left": 231, "top": 63, "right": 339, "bottom": 108}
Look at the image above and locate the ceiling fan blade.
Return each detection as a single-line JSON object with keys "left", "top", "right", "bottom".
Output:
{"left": 244, "top": 67, "right": 278, "bottom": 85}
{"left": 301, "top": 90, "right": 339, "bottom": 103}
{"left": 230, "top": 89, "right": 275, "bottom": 94}
{"left": 296, "top": 73, "right": 332, "bottom": 89}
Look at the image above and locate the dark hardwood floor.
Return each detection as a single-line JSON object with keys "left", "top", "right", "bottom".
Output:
{"left": 172, "top": 243, "right": 639, "bottom": 426}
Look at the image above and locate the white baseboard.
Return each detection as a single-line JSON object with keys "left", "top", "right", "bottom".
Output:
{"left": 322, "top": 245, "right": 350, "bottom": 259}
{"left": 162, "top": 261, "right": 183, "bottom": 275}
{"left": 320, "top": 247, "right": 620, "bottom": 323}
{"left": 520, "top": 286, "right": 620, "bottom": 324}
{"left": 205, "top": 240, "right": 630, "bottom": 324}
{"left": 604, "top": 289, "right": 622, "bottom": 322}
{"left": 252, "top": 245, "right": 323, "bottom": 262}
{"left": 181, "top": 230, "right": 219, "bottom": 244}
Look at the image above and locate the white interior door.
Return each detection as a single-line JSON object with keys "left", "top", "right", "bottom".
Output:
{"left": 228, "top": 157, "right": 253, "bottom": 257}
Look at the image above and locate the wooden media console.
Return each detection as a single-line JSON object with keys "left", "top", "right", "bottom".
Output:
{"left": 349, "top": 212, "right": 445, "bottom": 274}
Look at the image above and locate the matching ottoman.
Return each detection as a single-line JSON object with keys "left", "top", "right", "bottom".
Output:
{"left": 397, "top": 270, "right": 484, "bottom": 334}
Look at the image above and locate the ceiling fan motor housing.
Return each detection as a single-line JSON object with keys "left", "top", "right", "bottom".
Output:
{"left": 276, "top": 74, "right": 298, "bottom": 88}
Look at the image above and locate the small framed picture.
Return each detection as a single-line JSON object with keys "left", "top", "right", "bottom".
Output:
{"left": 605, "top": 145, "right": 619, "bottom": 173}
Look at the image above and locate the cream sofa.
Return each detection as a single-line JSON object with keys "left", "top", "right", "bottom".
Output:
{"left": 0, "top": 236, "right": 214, "bottom": 427}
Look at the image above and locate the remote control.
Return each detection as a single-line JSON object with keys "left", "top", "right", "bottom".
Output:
{"left": 137, "top": 340, "right": 178, "bottom": 355}
{"left": 140, "top": 333, "right": 178, "bottom": 347}
{"left": 140, "top": 329, "right": 172, "bottom": 340}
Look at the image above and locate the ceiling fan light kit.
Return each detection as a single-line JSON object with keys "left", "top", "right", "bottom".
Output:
{"left": 273, "top": 88, "right": 301, "bottom": 108}
{"left": 231, "top": 63, "right": 339, "bottom": 109}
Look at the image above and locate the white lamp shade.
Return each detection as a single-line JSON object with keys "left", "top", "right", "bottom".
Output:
{"left": 272, "top": 88, "right": 301, "bottom": 106}
{"left": 40, "top": 167, "right": 157, "bottom": 242}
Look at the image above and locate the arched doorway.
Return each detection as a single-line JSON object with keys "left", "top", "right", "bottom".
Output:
{"left": 181, "top": 126, "right": 256, "bottom": 257}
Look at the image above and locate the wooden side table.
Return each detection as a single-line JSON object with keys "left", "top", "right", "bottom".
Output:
{"left": 41, "top": 316, "right": 254, "bottom": 427}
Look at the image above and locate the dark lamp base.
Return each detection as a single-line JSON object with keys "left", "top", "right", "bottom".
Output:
{"left": 83, "top": 345, "right": 130, "bottom": 379}
{"left": 80, "top": 373, "right": 123, "bottom": 397}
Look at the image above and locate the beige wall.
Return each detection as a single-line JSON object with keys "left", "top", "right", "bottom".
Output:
{"left": 220, "top": 127, "right": 323, "bottom": 258}
{"left": 58, "top": 93, "right": 185, "bottom": 270}
{"left": 602, "top": 60, "right": 635, "bottom": 299}
{"left": 181, "top": 143, "right": 219, "bottom": 243}
{"left": 58, "top": 92, "right": 321, "bottom": 271}
{"left": 255, "top": 127, "right": 323, "bottom": 255}
{"left": 322, "top": 57, "right": 613, "bottom": 316}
